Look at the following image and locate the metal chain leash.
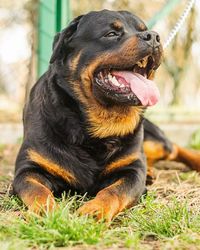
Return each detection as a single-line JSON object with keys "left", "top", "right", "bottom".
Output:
{"left": 163, "top": 0, "right": 196, "bottom": 49}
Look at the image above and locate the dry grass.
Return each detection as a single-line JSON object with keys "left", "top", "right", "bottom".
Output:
{"left": 152, "top": 161, "right": 200, "bottom": 207}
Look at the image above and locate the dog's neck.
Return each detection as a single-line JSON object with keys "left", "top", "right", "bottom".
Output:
{"left": 85, "top": 103, "right": 143, "bottom": 138}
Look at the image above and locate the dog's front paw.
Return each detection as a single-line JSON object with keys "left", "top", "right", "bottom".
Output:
{"left": 78, "top": 195, "right": 119, "bottom": 222}
{"left": 78, "top": 199, "right": 104, "bottom": 219}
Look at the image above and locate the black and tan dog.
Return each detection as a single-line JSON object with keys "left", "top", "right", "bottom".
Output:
{"left": 13, "top": 10, "right": 200, "bottom": 221}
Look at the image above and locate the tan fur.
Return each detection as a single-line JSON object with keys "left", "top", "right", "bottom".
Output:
{"left": 143, "top": 141, "right": 169, "bottom": 179}
{"left": 69, "top": 51, "right": 82, "bottom": 72}
{"left": 73, "top": 77, "right": 142, "bottom": 138}
{"left": 143, "top": 141, "right": 167, "bottom": 160}
{"left": 71, "top": 37, "right": 142, "bottom": 138}
{"left": 169, "top": 144, "right": 200, "bottom": 172}
{"left": 103, "top": 152, "right": 139, "bottom": 175}
{"left": 112, "top": 20, "right": 123, "bottom": 30}
{"left": 27, "top": 149, "right": 77, "bottom": 184}
{"left": 138, "top": 23, "right": 146, "bottom": 31}
{"left": 148, "top": 70, "right": 155, "bottom": 80}
{"left": 78, "top": 179, "right": 133, "bottom": 221}
{"left": 21, "top": 177, "right": 55, "bottom": 213}
{"left": 87, "top": 106, "right": 142, "bottom": 138}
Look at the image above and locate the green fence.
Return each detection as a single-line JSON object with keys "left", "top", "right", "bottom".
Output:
{"left": 38, "top": 0, "right": 71, "bottom": 76}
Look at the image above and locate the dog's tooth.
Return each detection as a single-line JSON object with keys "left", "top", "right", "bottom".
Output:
{"left": 136, "top": 57, "right": 148, "bottom": 68}
{"left": 111, "top": 76, "right": 120, "bottom": 86}
{"left": 108, "top": 73, "right": 112, "bottom": 82}
{"left": 148, "top": 70, "right": 155, "bottom": 79}
{"left": 105, "top": 78, "right": 109, "bottom": 83}
{"left": 141, "top": 60, "right": 145, "bottom": 68}
{"left": 136, "top": 61, "right": 143, "bottom": 68}
{"left": 142, "top": 58, "right": 148, "bottom": 68}
{"left": 99, "top": 72, "right": 104, "bottom": 81}
{"left": 96, "top": 78, "right": 102, "bottom": 85}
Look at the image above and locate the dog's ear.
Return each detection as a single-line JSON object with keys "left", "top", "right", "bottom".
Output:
{"left": 50, "top": 15, "right": 84, "bottom": 64}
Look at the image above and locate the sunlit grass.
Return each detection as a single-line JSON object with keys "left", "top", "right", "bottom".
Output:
{"left": 124, "top": 195, "right": 199, "bottom": 238}
{"left": 0, "top": 191, "right": 200, "bottom": 249}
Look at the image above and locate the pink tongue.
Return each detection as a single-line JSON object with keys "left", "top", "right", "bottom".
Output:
{"left": 112, "top": 71, "right": 160, "bottom": 106}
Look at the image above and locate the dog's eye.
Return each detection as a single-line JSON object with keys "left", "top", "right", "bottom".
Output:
{"left": 104, "top": 31, "right": 119, "bottom": 37}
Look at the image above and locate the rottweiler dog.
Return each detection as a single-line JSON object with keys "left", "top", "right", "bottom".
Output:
{"left": 13, "top": 10, "right": 200, "bottom": 221}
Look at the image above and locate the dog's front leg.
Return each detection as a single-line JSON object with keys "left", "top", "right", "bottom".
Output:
{"left": 78, "top": 159, "right": 146, "bottom": 222}
{"left": 13, "top": 172, "right": 56, "bottom": 214}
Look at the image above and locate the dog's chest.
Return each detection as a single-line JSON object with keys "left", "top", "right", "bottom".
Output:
{"left": 83, "top": 138, "right": 121, "bottom": 164}
{"left": 104, "top": 139, "right": 121, "bottom": 159}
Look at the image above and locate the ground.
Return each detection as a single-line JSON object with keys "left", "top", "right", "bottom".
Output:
{"left": 0, "top": 144, "right": 200, "bottom": 250}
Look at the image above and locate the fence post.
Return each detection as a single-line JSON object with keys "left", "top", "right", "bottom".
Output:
{"left": 37, "top": 0, "right": 71, "bottom": 77}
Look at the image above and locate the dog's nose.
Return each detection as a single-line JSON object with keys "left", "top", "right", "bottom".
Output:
{"left": 139, "top": 31, "right": 161, "bottom": 48}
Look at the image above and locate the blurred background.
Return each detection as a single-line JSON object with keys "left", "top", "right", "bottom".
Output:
{"left": 0, "top": 0, "right": 200, "bottom": 148}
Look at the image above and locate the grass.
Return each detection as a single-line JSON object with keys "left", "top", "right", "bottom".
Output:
{"left": 1, "top": 144, "right": 200, "bottom": 249}
{"left": 0, "top": 194, "right": 108, "bottom": 248}
{"left": 1, "top": 189, "right": 200, "bottom": 250}
{"left": 189, "top": 129, "right": 200, "bottom": 150}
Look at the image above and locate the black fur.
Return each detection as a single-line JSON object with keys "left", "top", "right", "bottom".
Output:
{"left": 13, "top": 10, "right": 168, "bottom": 215}
{"left": 143, "top": 118, "right": 172, "bottom": 153}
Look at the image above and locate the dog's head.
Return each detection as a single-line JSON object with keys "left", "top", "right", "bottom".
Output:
{"left": 50, "top": 10, "right": 162, "bottom": 108}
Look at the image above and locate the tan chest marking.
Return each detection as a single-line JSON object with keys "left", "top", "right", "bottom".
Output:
{"left": 103, "top": 152, "right": 139, "bottom": 175}
{"left": 27, "top": 149, "right": 77, "bottom": 185}
{"left": 87, "top": 106, "right": 142, "bottom": 138}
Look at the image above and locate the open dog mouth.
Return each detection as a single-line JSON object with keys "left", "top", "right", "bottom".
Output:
{"left": 94, "top": 55, "right": 160, "bottom": 106}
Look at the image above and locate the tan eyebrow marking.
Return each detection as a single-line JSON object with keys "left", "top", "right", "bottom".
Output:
{"left": 112, "top": 20, "right": 123, "bottom": 30}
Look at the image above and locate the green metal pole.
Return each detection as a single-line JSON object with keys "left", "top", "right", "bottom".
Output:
{"left": 38, "top": 0, "right": 71, "bottom": 77}
{"left": 56, "top": 0, "right": 71, "bottom": 32}
{"left": 56, "top": 0, "right": 62, "bottom": 32}
{"left": 61, "top": 0, "right": 72, "bottom": 29}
